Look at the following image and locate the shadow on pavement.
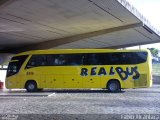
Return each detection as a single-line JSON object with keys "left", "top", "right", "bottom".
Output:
{"left": 41, "top": 89, "right": 125, "bottom": 94}
{"left": 1, "top": 89, "right": 125, "bottom": 94}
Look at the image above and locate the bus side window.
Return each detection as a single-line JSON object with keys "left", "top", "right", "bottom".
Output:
{"left": 110, "top": 54, "right": 119, "bottom": 64}
{"left": 40, "top": 56, "right": 47, "bottom": 66}
{"left": 46, "top": 55, "right": 55, "bottom": 66}
{"left": 136, "top": 52, "right": 147, "bottom": 63}
{"left": 90, "top": 54, "right": 99, "bottom": 65}
{"left": 82, "top": 54, "right": 89, "bottom": 65}
{"left": 26, "top": 56, "right": 36, "bottom": 68}
{"left": 30, "top": 61, "right": 35, "bottom": 66}
{"left": 26, "top": 55, "right": 47, "bottom": 68}
{"left": 34, "top": 55, "right": 46, "bottom": 66}
{"left": 52, "top": 55, "right": 66, "bottom": 66}
{"left": 83, "top": 53, "right": 99, "bottom": 65}
{"left": 64, "top": 54, "right": 83, "bottom": 66}
{"left": 53, "top": 54, "right": 84, "bottom": 66}
{"left": 125, "top": 53, "right": 135, "bottom": 64}
{"left": 98, "top": 53, "right": 108, "bottom": 65}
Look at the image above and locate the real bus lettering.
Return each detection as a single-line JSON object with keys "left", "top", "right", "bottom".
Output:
{"left": 80, "top": 66, "right": 140, "bottom": 81}
{"left": 98, "top": 67, "right": 107, "bottom": 76}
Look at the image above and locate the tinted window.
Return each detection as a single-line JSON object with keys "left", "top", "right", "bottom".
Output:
{"left": 7, "top": 55, "right": 28, "bottom": 77}
{"left": 83, "top": 54, "right": 101, "bottom": 65}
{"left": 26, "top": 54, "right": 83, "bottom": 68}
{"left": 26, "top": 55, "right": 46, "bottom": 67}
{"left": 25, "top": 52, "right": 147, "bottom": 68}
{"left": 83, "top": 52, "right": 147, "bottom": 65}
{"left": 62, "top": 54, "right": 83, "bottom": 66}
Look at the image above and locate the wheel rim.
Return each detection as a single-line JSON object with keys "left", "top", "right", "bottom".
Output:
{"left": 109, "top": 83, "right": 118, "bottom": 91}
{"left": 28, "top": 83, "right": 35, "bottom": 90}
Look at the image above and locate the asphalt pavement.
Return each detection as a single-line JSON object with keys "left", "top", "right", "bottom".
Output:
{"left": 0, "top": 84, "right": 160, "bottom": 120}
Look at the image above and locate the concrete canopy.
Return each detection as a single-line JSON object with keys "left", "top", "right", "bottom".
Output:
{"left": 0, "top": 0, "right": 160, "bottom": 53}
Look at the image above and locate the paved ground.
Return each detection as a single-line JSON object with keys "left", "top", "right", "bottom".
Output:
{"left": 153, "top": 75, "right": 160, "bottom": 84}
{"left": 0, "top": 84, "right": 160, "bottom": 120}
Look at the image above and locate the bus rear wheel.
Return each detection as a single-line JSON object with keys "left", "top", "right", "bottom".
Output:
{"left": 25, "top": 81, "right": 37, "bottom": 92}
{"left": 107, "top": 80, "right": 121, "bottom": 92}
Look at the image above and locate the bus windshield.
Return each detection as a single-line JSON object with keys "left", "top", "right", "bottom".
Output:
{"left": 7, "top": 55, "right": 28, "bottom": 77}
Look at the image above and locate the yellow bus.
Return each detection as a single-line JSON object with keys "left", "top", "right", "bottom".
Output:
{"left": 5, "top": 49, "right": 152, "bottom": 92}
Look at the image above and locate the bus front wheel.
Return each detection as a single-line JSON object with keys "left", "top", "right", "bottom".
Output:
{"left": 25, "top": 81, "right": 37, "bottom": 92}
{"left": 107, "top": 80, "right": 121, "bottom": 92}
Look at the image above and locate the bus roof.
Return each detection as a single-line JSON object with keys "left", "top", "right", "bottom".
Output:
{"left": 14, "top": 49, "right": 149, "bottom": 56}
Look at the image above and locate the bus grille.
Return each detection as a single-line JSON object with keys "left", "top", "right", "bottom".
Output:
{"left": 134, "top": 74, "right": 147, "bottom": 87}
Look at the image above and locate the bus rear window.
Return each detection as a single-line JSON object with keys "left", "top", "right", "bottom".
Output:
{"left": 7, "top": 55, "right": 28, "bottom": 77}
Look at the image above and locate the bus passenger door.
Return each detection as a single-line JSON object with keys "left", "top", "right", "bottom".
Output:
{"left": 46, "top": 74, "right": 63, "bottom": 88}
{"left": 42, "top": 65, "right": 63, "bottom": 88}
{"left": 63, "top": 66, "right": 82, "bottom": 88}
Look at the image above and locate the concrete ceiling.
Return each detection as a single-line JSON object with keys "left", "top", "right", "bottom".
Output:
{"left": 0, "top": 0, "right": 160, "bottom": 53}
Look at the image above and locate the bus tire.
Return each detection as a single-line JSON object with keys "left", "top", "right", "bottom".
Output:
{"left": 25, "top": 81, "right": 37, "bottom": 92}
{"left": 107, "top": 80, "right": 121, "bottom": 93}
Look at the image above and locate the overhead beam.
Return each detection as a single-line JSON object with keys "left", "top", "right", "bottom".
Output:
{"left": 4, "top": 22, "right": 143, "bottom": 53}
{"left": 0, "top": 0, "right": 15, "bottom": 9}
{"left": 105, "top": 40, "right": 160, "bottom": 49}
{"left": 0, "top": 0, "right": 10, "bottom": 6}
